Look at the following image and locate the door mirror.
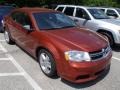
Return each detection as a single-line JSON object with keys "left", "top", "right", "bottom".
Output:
{"left": 107, "top": 13, "right": 118, "bottom": 18}
{"left": 83, "top": 15, "right": 90, "bottom": 20}
{"left": 112, "top": 13, "right": 118, "bottom": 18}
{"left": 23, "top": 25, "right": 33, "bottom": 32}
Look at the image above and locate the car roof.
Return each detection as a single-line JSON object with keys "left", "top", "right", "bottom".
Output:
{"left": 57, "top": 5, "right": 120, "bottom": 10}
{"left": 14, "top": 7, "right": 57, "bottom": 14}
{"left": 57, "top": 5, "right": 102, "bottom": 9}
{"left": 94, "top": 7, "right": 120, "bottom": 10}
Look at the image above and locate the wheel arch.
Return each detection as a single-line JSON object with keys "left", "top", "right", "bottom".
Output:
{"left": 97, "top": 29, "right": 115, "bottom": 41}
{"left": 35, "top": 45, "right": 60, "bottom": 62}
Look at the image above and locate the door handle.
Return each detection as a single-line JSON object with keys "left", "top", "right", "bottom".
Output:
{"left": 74, "top": 19, "right": 79, "bottom": 22}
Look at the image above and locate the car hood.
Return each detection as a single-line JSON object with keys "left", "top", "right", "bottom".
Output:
{"left": 100, "top": 19, "right": 120, "bottom": 26}
{"left": 45, "top": 27, "right": 108, "bottom": 52}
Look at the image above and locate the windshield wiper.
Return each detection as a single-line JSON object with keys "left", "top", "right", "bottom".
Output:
{"left": 42, "top": 25, "right": 76, "bottom": 30}
{"left": 42, "top": 27, "right": 63, "bottom": 30}
{"left": 61, "top": 25, "right": 75, "bottom": 28}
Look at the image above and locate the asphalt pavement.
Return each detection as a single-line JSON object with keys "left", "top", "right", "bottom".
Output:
{"left": 0, "top": 33, "right": 120, "bottom": 90}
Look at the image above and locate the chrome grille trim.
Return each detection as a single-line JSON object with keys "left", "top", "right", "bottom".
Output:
{"left": 89, "top": 46, "right": 111, "bottom": 61}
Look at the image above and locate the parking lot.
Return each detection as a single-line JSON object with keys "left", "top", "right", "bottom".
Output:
{"left": 0, "top": 33, "right": 120, "bottom": 90}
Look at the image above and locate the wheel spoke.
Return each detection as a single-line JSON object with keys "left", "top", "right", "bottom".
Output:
{"left": 41, "top": 54, "right": 46, "bottom": 60}
{"left": 44, "top": 67, "right": 50, "bottom": 74}
{"left": 39, "top": 52, "right": 52, "bottom": 74}
{"left": 45, "top": 62, "right": 51, "bottom": 68}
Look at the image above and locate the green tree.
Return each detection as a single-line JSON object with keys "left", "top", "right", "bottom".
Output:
{"left": 0, "top": 0, "right": 5, "bottom": 4}
{"left": 4, "top": 0, "right": 120, "bottom": 7}
{"left": 82, "top": 0, "right": 118, "bottom": 7}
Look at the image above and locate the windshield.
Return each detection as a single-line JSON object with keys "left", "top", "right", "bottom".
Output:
{"left": 88, "top": 9, "right": 110, "bottom": 19}
{"left": 116, "top": 8, "right": 120, "bottom": 14}
{"left": 33, "top": 12, "right": 76, "bottom": 30}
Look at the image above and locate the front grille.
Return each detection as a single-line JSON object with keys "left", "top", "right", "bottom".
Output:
{"left": 89, "top": 46, "right": 111, "bottom": 61}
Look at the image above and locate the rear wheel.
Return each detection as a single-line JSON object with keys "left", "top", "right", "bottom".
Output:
{"left": 4, "top": 30, "right": 14, "bottom": 44}
{"left": 38, "top": 49, "right": 57, "bottom": 77}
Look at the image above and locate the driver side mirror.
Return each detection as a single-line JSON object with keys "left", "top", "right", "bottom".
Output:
{"left": 23, "top": 25, "right": 33, "bottom": 32}
{"left": 83, "top": 15, "right": 90, "bottom": 20}
{"left": 107, "top": 13, "right": 118, "bottom": 18}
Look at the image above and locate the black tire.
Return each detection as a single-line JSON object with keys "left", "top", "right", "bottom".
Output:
{"left": 38, "top": 49, "right": 57, "bottom": 77}
{"left": 99, "top": 32, "right": 114, "bottom": 47}
{"left": 0, "top": 27, "right": 4, "bottom": 33}
{"left": 4, "top": 30, "right": 14, "bottom": 44}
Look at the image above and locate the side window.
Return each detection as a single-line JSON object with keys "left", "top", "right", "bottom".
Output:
{"left": 11, "top": 12, "right": 19, "bottom": 21}
{"left": 106, "top": 9, "right": 118, "bottom": 17}
{"left": 11, "top": 12, "right": 32, "bottom": 29}
{"left": 75, "top": 8, "right": 90, "bottom": 19}
{"left": 64, "top": 7, "right": 74, "bottom": 16}
{"left": 57, "top": 7, "right": 64, "bottom": 12}
{"left": 100, "top": 9, "right": 105, "bottom": 12}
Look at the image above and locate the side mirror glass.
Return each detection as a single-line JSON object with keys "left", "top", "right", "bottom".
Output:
{"left": 23, "top": 25, "right": 33, "bottom": 32}
{"left": 83, "top": 15, "right": 90, "bottom": 20}
{"left": 107, "top": 13, "right": 118, "bottom": 18}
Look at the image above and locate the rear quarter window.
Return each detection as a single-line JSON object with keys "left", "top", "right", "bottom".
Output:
{"left": 57, "top": 7, "right": 64, "bottom": 12}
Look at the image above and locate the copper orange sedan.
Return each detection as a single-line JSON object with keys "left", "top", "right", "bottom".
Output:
{"left": 4, "top": 7, "right": 112, "bottom": 83}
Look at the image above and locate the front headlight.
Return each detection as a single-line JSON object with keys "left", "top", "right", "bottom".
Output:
{"left": 65, "top": 50, "right": 91, "bottom": 62}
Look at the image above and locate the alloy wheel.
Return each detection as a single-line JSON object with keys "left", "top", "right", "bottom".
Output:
{"left": 39, "top": 52, "right": 52, "bottom": 74}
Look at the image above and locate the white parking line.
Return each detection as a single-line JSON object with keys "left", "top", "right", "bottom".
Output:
{"left": 0, "top": 58, "right": 10, "bottom": 61}
{"left": 0, "top": 44, "right": 42, "bottom": 90}
{"left": 0, "top": 72, "right": 24, "bottom": 77}
{"left": 0, "top": 40, "right": 5, "bottom": 42}
{"left": 0, "top": 44, "right": 7, "bottom": 52}
{"left": 112, "top": 57, "right": 120, "bottom": 62}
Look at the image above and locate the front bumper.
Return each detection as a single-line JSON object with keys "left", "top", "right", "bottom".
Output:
{"left": 60, "top": 51, "right": 112, "bottom": 83}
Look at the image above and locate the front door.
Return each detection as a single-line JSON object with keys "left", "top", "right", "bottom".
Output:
{"left": 73, "top": 8, "right": 91, "bottom": 28}
{"left": 9, "top": 12, "right": 36, "bottom": 55}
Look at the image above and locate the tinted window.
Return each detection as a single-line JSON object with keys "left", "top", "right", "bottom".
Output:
{"left": 75, "top": 8, "right": 90, "bottom": 19}
{"left": 11, "top": 12, "right": 22, "bottom": 21}
{"left": 34, "top": 12, "right": 76, "bottom": 30}
{"left": 64, "top": 7, "right": 74, "bottom": 16}
{"left": 11, "top": 12, "right": 18, "bottom": 21}
{"left": 88, "top": 9, "right": 109, "bottom": 19}
{"left": 106, "top": 9, "right": 118, "bottom": 17}
{"left": 57, "top": 7, "right": 64, "bottom": 12}
{"left": 11, "top": 12, "right": 32, "bottom": 28}
{"left": 100, "top": 9, "right": 105, "bottom": 12}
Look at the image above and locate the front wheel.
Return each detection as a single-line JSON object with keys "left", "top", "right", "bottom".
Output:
{"left": 38, "top": 49, "right": 57, "bottom": 77}
{"left": 4, "top": 30, "right": 14, "bottom": 44}
{"left": 99, "top": 32, "right": 114, "bottom": 47}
